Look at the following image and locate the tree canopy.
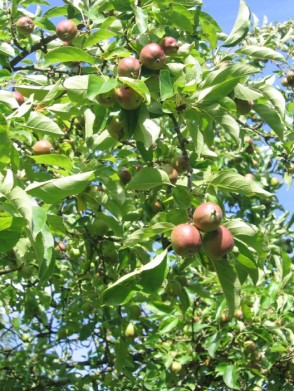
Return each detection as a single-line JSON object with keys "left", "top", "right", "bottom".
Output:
{"left": 0, "top": 0, "right": 293, "bottom": 390}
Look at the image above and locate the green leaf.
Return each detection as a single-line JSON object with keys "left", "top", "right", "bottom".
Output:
{"left": 34, "top": 17, "right": 56, "bottom": 31}
{"left": 223, "top": 0, "right": 251, "bottom": 47}
{"left": 43, "top": 47, "right": 95, "bottom": 66}
{"left": 197, "top": 79, "right": 239, "bottom": 105}
{"left": 83, "top": 29, "right": 117, "bottom": 48}
{"left": 223, "top": 364, "right": 240, "bottom": 389}
{"left": 141, "top": 252, "right": 169, "bottom": 292}
{"left": 225, "top": 219, "right": 264, "bottom": 255}
{"left": 87, "top": 76, "right": 117, "bottom": 100}
{"left": 200, "top": 12, "right": 221, "bottom": 49}
{"left": 134, "top": 107, "right": 160, "bottom": 150}
{"left": 201, "top": 104, "right": 240, "bottom": 142}
{"left": 128, "top": 167, "right": 170, "bottom": 190}
{"left": 212, "top": 260, "right": 241, "bottom": 318}
{"left": 36, "top": 224, "right": 55, "bottom": 282}
{"left": 257, "top": 84, "right": 285, "bottom": 118}
{"left": 173, "top": 186, "right": 192, "bottom": 209}
{"left": 7, "top": 187, "right": 33, "bottom": 229}
{"left": 63, "top": 75, "right": 89, "bottom": 103}
{"left": 26, "top": 171, "right": 95, "bottom": 204}
{"left": 0, "top": 129, "right": 11, "bottom": 169}
{"left": 200, "top": 63, "right": 258, "bottom": 89}
{"left": 159, "top": 69, "right": 174, "bottom": 101}
{"left": 0, "top": 42, "right": 16, "bottom": 57}
{"left": 208, "top": 170, "right": 272, "bottom": 198}
{"left": 0, "top": 91, "right": 19, "bottom": 109}
{"left": 0, "top": 217, "right": 25, "bottom": 252}
{"left": 237, "top": 46, "right": 286, "bottom": 63}
{"left": 0, "top": 169, "right": 14, "bottom": 195}
{"left": 29, "top": 154, "right": 73, "bottom": 170}
{"left": 25, "top": 112, "right": 64, "bottom": 136}
{"left": 32, "top": 206, "right": 47, "bottom": 239}
{"left": 103, "top": 250, "right": 168, "bottom": 305}
{"left": 158, "top": 317, "right": 179, "bottom": 335}
{"left": 253, "top": 103, "right": 284, "bottom": 139}
{"left": 133, "top": 5, "right": 148, "bottom": 34}
{"left": 234, "top": 83, "right": 262, "bottom": 101}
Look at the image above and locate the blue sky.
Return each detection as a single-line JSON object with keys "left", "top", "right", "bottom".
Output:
{"left": 204, "top": 0, "right": 293, "bottom": 31}
{"left": 203, "top": 0, "right": 293, "bottom": 215}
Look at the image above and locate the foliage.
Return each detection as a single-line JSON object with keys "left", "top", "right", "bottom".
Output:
{"left": 0, "top": 0, "right": 293, "bottom": 390}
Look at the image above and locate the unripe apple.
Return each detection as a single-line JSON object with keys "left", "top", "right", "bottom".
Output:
{"left": 244, "top": 135, "right": 253, "bottom": 144}
{"left": 244, "top": 340, "right": 257, "bottom": 354}
{"left": 32, "top": 140, "right": 53, "bottom": 154}
{"left": 220, "top": 313, "right": 229, "bottom": 323}
{"left": 140, "top": 43, "right": 166, "bottom": 70}
{"left": 193, "top": 202, "right": 223, "bottom": 233}
{"left": 16, "top": 16, "right": 34, "bottom": 36}
{"left": 55, "top": 241, "right": 67, "bottom": 252}
{"left": 286, "top": 69, "right": 294, "bottom": 86}
{"left": 151, "top": 200, "right": 163, "bottom": 213}
{"left": 97, "top": 89, "right": 117, "bottom": 107}
{"left": 171, "top": 155, "right": 189, "bottom": 173}
{"left": 281, "top": 77, "right": 288, "bottom": 86}
{"left": 12, "top": 91, "right": 25, "bottom": 105}
{"left": 171, "top": 223, "right": 202, "bottom": 257}
{"left": 171, "top": 361, "right": 182, "bottom": 373}
{"left": 119, "top": 168, "right": 132, "bottom": 185}
{"left": 116, "top": 85, "right": 143, "bottom": 110}
{"left": 234, "top": 98, "right": 253, "bottom": 115}
{"left": 117, "top": 57, "right": 141, "bottom": 79}
{"left": 107, "top": 117, "right": 127, "bottom": 141}
{"left": 202, "top": 225, "right": 234, "bottom": 260}
{"left": 125, "top": 322, "right": 135, "bottom": 338}
{"left": 288, "top": 162, "right": 294, "bottom": 173}
{"left": 234, "top": 309, "right": 243, "bottom": 319}
{"left": 270, "top": 177, "right": 280, "bottom": 187}
{"left": 56, "top": 19, "right": 78, "bottom": 42}
{"left": 166, "top": 280, "right": 182, "bottom": 296}
{"left": 88, "top": 219, "right": 108, "bottom": 237}
{"left": 161, "top": 37, "right": 179, "bottom": 55}
{"left": 163, "top": 164, "right": 178, "bottom": 184}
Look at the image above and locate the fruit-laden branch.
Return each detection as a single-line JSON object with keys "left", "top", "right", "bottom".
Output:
{"left": 10, "top": 23, "right": 86, "bottom": 68}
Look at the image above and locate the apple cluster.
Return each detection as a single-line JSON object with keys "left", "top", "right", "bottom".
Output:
{"left": 170, "top": 202, "right": 235, "bottom": 261}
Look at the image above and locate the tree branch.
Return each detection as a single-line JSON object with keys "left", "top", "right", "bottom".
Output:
{"left": 169, "top": 113, "right": 193, "bottom": 190}
{"left": 10, "top": 34, "right": 58, "bottom": 68}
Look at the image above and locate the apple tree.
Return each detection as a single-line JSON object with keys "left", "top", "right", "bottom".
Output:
{"left": 0, "top": 0, "right": 293, "bottom": 389}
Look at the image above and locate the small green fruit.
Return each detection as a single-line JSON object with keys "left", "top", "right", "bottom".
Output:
{"left": 116, "top": 85, "right": 143, "bottom": 110}
{"left": 171, "top": 361, "right": 182, "bottom": 373}
{"left": 119, "top": 168, "right": 132, "bottom": 185}
{"left": 270, "top": 177, "right": 280, "bottom": 187}
{"left": 125, "top": 322, "right": 136, "bottom": 338}
{"left": 97, "top": 89, "right": 117, "bottom": 107}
